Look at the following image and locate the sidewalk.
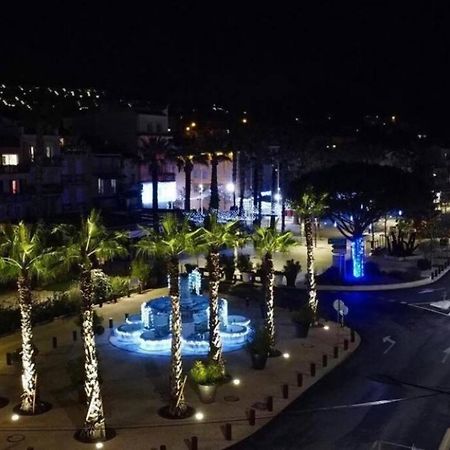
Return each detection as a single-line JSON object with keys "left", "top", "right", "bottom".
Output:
{"left": 0, "top": 288, "right": 359, "bottom": 449}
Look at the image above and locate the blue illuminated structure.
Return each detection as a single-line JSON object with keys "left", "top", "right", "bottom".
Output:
{"left": 110, "top": 270, "right": 252, "bottom": 355}
{"left": 351, "top": 236, "right": 365, "bottom": 278}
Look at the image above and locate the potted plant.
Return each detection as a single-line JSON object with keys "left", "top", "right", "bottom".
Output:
{"left": 274, "top": 270, "right": 285, "bottom": 287}
{"left": 190, "top": 360, "right": 223, "bottom": 403}
{"left": 247, "top": 328, "right": 271, "bottom": 370}
{"left": 284, "top": 259, "right": 301, "bottom": 288}
{"left": 220, "top": 254, "right": 236, "bottom": 282}
{"left": 237, "top": 254, "right": 254, "bottom": 283}
{"left": 291, "top": 305, "right": 314, "bottom": 338}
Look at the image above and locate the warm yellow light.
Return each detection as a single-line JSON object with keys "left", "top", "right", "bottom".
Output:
{"left": 324, "top": 325, "right": 330, "bottom": 330}
{"left": 191, "top": 122, "right": 197, "bottom": 127}
{"left": 282, "top": 352, "right": 290, "bottom": 359}
{"left": 185, "top": 126, "right": 190, "bottom": 131}
{"left": 232, "top": 378, "right": 241, "bottom": 386}
{"left": 242, "top": 118, "right": 247, "bottom": 123}
{"left": 195, "top": 411, "right": 204, "bottom": 421}
{"left": 11, "top": 414, "right": 19, "bottom": 422}
{"left": 95, "top": 443, "right": 104, "bottom": 449}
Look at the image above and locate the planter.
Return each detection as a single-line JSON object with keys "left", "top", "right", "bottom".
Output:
{"left": 197, "top": 383, "right": 218, "bottom": 403}
{"left": 274, "top": 273, "right": 285, "bottom": 287}
{"left": 250, "top": 352, "right": 268, "bottom": 370}
{"left": 241, "top": 272, "right": 254, "bottom": 283}
{"left": 293, "top": 322, "right": 310, "bottom": 338}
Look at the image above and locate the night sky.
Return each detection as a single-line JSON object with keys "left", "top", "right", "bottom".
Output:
{"left": 1, "top": 1, "right": 449, "bottom": 132}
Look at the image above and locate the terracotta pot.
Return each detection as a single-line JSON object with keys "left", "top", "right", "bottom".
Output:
{"left": 251, "top": 352, "right": 268, "bottom": 370}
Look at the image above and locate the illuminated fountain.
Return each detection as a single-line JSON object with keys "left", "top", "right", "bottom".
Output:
{"left": 110, "top": 269, "right": 251, "bottom": 355}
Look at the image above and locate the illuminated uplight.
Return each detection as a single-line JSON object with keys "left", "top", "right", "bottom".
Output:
{"left": 95, "top": 443, "right": 104, "bottom": 449}
{"left": 11, "top": 414, "right": 19, "bottom": 422}
{"left": 195, "top": 411, "right": 204, "bottom": 421}
{"left": 274, "top": 193, "right": 282, "bottom": 202}
{"left": 282, "top": 352, "right": 290, "bottom": 359}
{"left": 186, "top": 126, "right": 191, "bottom": 131}
{"left": 241, "top": 118, "right": 247, "bottom": 124}
{"left": 191, "top": 122, "right": 197, "bottom": 127}
{"left": 226, "top": 182, "right": 235, "bottom": 193}
{"left": 324, "top": 325, "right": 330, "bottom": 331}
{"left": 232, "top": 378, "right": 241, "bottom": 386}
{"left": 351, "top": 237, "right": 365, "bottom": 279}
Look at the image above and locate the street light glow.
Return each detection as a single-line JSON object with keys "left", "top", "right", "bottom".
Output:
{"left": 195, "top": 411, "right": 204, "bottom": 421}
{"left": 11, "top": 414, "right": 19, "bottom": 421}
{"left": 232, "top": 378, "right": 241, "bottom": 385}
{"left": 226, "top": 182, "right": 235, "bottom": 193}
{"left": 95, "top": 443, "right": 104, "bottom": 449}
{"left": 282, "top": 352, "right": 290, "bottom": 359}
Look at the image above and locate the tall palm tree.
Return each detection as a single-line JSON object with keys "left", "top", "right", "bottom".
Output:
{"left": 200, "top": 214, "right": 239, "bottom": 371}
{"left": 0, "top": 222, "right": 56, "bottom": 413}
{"left": 136, "top": 215, "right": 200, "bottom": 418}
{"left": 208, "top": 151, "right": 232, "bottom": 211}
{"left": 56, "top": 210, "right": 127, "bottom": 441}
{"left": 252, "top": 226, "right": 296, "bottom": 352}
{"left": 292, "top": 187, "right": 327, "bottom": 320}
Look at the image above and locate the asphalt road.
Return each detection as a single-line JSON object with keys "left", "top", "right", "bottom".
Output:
{"left": 228, "top": 274, "right": 450, "bottom": 450}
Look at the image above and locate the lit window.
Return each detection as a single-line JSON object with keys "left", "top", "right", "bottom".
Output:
{"left": 30, "top": 146, "right": 34, "bottom": 161}
{"left": 45, "top": 146, "right": 53, "bottom": 158}
{"left": 111, "top": 179, "right": 117, "bottom": 193}
{"left": 2, "top": 154, "right": 19, "bottom": 166}
{"left": 98, "top": 178, "right": 105, "bottom": 194}
{"left": 10, "top": 180, "right": 19, "bottom": 194}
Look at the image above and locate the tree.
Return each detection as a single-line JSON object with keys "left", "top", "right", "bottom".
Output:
{"left": 289, "top": 187, "right": 327, "bottom": 319}
{"left": 136, "top": 215, "right": 200, "bottom": 418}
{"left": 199, "top": 214, "right": 239, "bottom": 371}
{"left": 252, "top": 226, "right": 296, "bottom": 351}
{"left": 0, "top": 222, "right": 57, "bottom": 414}
{"left": 296, "top": 163, "right": 434, "bottom": 278}
{"left": 208, "top": 151, "right": 232, "bottom": 210}
{"left": 55, "top": 210, "right": 127, "bottom": 441}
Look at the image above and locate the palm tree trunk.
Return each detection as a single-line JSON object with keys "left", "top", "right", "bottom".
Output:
{"left": 232, "top": 150, "right": 237, "bottom": 208}
{"left": 239, "top": 158, "right": 245, "bottom": 216}
{"left": 168, "top": 257, "right": 186, "bottom": 417}
{"left": 263, "top": 253, "right": 275, "bottom": 348}
{"left": 80, "top": 269, "right": 106, "bottom": 441}
{"left": 184, "top": 161, "right": 193, "bottom": 212}
{"left": 18, "top": 273, "right": 38, "bottom": 413}
{"left": 304, "top": 216, "right": 318, "bottom": 318}
{"left": 151, "top": 157, "right": 159, "bottom": 232}
{"left": 270, "top": 163, "right": 277, "bottom": 229}
{"left": 252, "top": 161, "right": 260, "bottom": 225}
{"left": 207, "top": 249, "right": 224, "bottom": 370}
{"left": 210, "top": 156, "right": 219, "bottom": 210}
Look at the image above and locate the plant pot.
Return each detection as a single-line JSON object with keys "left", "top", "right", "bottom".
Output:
{"left": 274, "top": 273, "right": 285, "bottom": 286}
{"left": 241, "top": 272, "right": 253, "bottom": 283}
{"left": 197, "top": 383, "right": 217, "bottom": 403}
{"left": 285, "top": 275, "right": 298, "bottom": 288}
{"left": 251, "top": 352, "right": 268, "bottom": 370}
{"left": 294, "top": 322, "right": 310, "bottom": 338}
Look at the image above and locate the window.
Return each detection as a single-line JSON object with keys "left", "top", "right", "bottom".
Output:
{"left": 2, "top": 154, "right": 19, "bottom": 166}
{"left": 45, "top": 146, "right": 53, "bottom": 158}
{"left": 111, "top": 179, "right": 117, "bottom": 194}
{"left": 10, "top": 179, "right": 20, "bottom": 194}
{"left": 97, "top": 178, "right": 105, "bottom": 195}
{"left": 30, "top": 146, "right": 34, "bottom": 161}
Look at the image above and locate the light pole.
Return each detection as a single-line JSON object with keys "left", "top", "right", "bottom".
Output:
{"left": 199, "top": 184, "right": 204, "bottom": 214}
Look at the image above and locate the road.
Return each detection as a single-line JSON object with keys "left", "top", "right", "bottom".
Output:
{"left": 228, "top": 273, "right": 450, "bottom": 450}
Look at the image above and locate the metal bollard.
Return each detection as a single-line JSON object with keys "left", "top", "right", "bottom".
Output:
{"left": 6, "top": 353, "right": 12, "bottom": 366}
{"left": 333, "top": 346, "right": 339, "bottom": 359}
{"left": 225, "top": 423, "right": 232, "bottom": 441}
{"left": 191, "top": 436, "right": 198, "bottom": 450}
{"left": 267, "top": 395, "right": 273, "bottom": 412}
{"left": 72, "top": 330, "right": 77, "bottom": 342}
{"left": 297, "top": 373, "right": 303, "bottom": 387}
{"left": 109, "top": 318, "right": 113, "bottom": 329}
{"left": 125, "top": 313, "right": 129, "bottom": 320}
{"left": 52, "top": 337, "right": 57, "bottom": 349}
{"left": 282, "top": 384, "right": 289, "bottom": 399}
{"left": 310, "top": 362, "right": 316, "bottom": 377}
{"left": 249, "top": 408, "right": 256, "bottom": 425}
{"left": 322, "top": 354, "right": 328, "bottom": 368}
{"left": 160, "top": 446, "right": 167, "bottom": 450}
{"left": 344, "top": 339, "right": 349, "bottom": 350}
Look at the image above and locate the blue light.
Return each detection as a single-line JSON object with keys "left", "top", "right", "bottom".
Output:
{"left": 351, "top": 237, "right": 365, "bottom": 278}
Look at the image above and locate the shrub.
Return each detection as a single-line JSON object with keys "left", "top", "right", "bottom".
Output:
{"left": 110, "top": 276, "right": 130, "bottom": 299}
{"left": 131, "top": 258, "right": 151, "bottom": 291}
{"left": 237, "top": 254, "right": 253, "bottom": 272}
{"left": 283, "top": 259, "right": 301, "bottom": 287}
{"left": 219, "top": 255, "right": 235, "bottom": 281}
{"left": 91, "top": 269, "right": 112, "bottom": 304}
{"left": 190, "top": 360, "right": 223, "bottom": 385}
{"left": 417, "top": 258, "right": 432, "bottom": 271}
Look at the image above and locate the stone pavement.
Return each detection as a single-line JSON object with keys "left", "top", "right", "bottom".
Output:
{"left": 0, "top": 287, "right": 359, "bottom": 450}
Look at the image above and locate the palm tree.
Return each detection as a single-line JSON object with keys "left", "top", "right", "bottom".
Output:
{"left": 200, "top": 214, "right": 239, "bottom": 371}
{"left": 208, "top": 152, "right": 232, "bottom": 211}
{"left": 56, "top": 210, "right": 127, "bottom": 441}
{"left": 252, "top": 226, "right": 296, "bottom": 352}
{"left": 0, "top": 222, "right": 56, "bottom": 413}
{"left": 291, "top": 187, "right": 327, "bottom": 320}
{"left": 136, "top": 215, "right": 200, "bottom": 418}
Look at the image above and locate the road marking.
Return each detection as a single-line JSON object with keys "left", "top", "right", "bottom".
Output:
{"left": 409, "top": 303, "right": 450, "bottom": 317}
{"left": 442, "top": 347, "right": 450, "bottom": 364}
{"left": 383, "top": 336, "right": 396, "bottom": 354}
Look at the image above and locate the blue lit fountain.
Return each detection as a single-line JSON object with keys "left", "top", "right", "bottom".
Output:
{"left": 110, "top": 269, "right": 251, "bottom": 356}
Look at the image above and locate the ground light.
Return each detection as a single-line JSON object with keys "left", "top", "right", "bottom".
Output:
{"left": 282, "top": 352, "right": 290, "bottom": 359}
{"left": 11, "top": 414, "right": 19, "bottom": 421}
{"left": 232, "top": 378, "right": 241, "bottom": 386}
{"left": 323, "top": 325, "right": 330, "bottom": 330}
{"left": 95, "top": 443, "right": 104, "bottom": 449}
{"left": 195, "top": 411, "right": 204, "bottom": 421}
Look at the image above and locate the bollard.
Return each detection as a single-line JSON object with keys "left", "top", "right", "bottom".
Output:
{"left": 191, "top": 436, "right": 198, "bottom": 450}
{"left": 99, "top": 302, "right": 103, "bottom": 308}
{"left": 344, "top": 339, "right": 349, "bottom": 351}
{"left": 72, "top": 330, "right": 77, "bottom": 342}
{"left": 52, "top": 337, "right": 57, "bottom": 349}
{"left": 351, "top": 329, "right": 356, "bottom": 342}
{"left": 267, "top": 396, "right": 273, "bottom": 412}
{"left": 225, "top": 423, "right": 232, "bottom": 441}
{"left": 431, "top": 272, "right": 435, "bottom": 280}
{"left": 282, "top": 384, "right": 289, "bottom": 399}
{"left": 249, "top": 408, "right": 256, "bottom": 426}
{"left": 310, "top": 362, "right": 316, "bottom": 377}
{"left": 125, "top": 313, "right": 129, "bottom": 320}
{"left": 322, "top": 354, "right": 328, "bottom": 368}
{"left": 6, "top": 353, "right": 12, "bottom": 366}
{"left": 109, "top": 318, "right": 113, "bottom": 329}
{"left": 297, "top": 373, "right": 303, "bottom": 387}
{"left": 160, "top": 446, "right": 167, "bottom": 450}
{"left": 333, "top": 346, "right": 339, "bottom": 359}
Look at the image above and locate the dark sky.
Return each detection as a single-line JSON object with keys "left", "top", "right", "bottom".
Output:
{"left": 1, "top": 1, "right": 449, "bottom": 130}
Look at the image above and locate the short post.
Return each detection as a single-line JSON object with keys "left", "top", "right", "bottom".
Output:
{"left": 160, "top": 445, "right": 167, "bottom": 450}
{"left": 125, "top": 313, "right": 129, "bottom": 320}
{"left": 52, "top": 337, "right": 57, "bottom": 349}
{"left": 99, "top": 302, "right": 103, "bottom": 308}
{"left": 310, "top": 362, "right": 316, "bottom": 377}
{"left": 225, "top": 423, "right": 232, "bottom": 441}
{"left": 297, "top": 373, "right": 303, "bottom": 387}
{"left": 351, "top": 329, "right": 356, "bottom": 343}
{"left": 249, "top": 408, "right": 256, "bottom": 426}
{"left": 333, "top": 346, "right": 339, "bottom": 359}
{"left": 191, "top": 436, "right": 198, "bottom": 450}
{"left": 109, "top": 318, "right": 113, "bottom": 329}
{"left": 282, "top": 384, "right": 289, "bottom": 399}
{"left": 322, "top": 354, "right": 328, "bottom": 368}
{"left": 267, "top": 395, "right": 273, "bottom": 412}
{"left": 6, "top": 353, "right": 12, "bottom": 366}
{"left": 72, "top": 330, "right": 77, "bottom": 342}
{"left": 344, "top": 339, "right": 349, "bottom": 351}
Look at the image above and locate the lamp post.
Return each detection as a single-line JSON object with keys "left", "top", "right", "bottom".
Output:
{"left": 199, "top": 184, "right": 204, "bottom": 214}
